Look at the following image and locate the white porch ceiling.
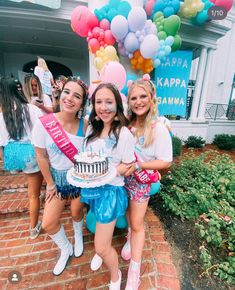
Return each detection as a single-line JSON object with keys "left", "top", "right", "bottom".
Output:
{"left": 0, "top": 1, "right": 89, "bottom": 59}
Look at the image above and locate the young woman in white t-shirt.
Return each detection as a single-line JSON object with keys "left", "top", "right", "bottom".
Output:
{"left": 23, "top": 74, "right": 53, "bottom": 115}
{"left": 121, "top": 75, "right": 173, "bottom": 289}
{"left": 32, "top": 77, "right": 89, "bottom": 276}
{"left": 81, "top": 83, "right": 135, "bottom": 290}
{"left": 0, "top": 77, "right": 43, "bottom": 240}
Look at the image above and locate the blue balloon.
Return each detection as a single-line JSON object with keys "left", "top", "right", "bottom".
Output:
{"left": 165, "top": 36, "right": 174, "bottom": 46}
{"left": 107, "top": 8, "right": 118, "bottom": 22}
{"left": 150, "top": 181, "right": 161, "bottom": 196}
{"left": 163, "top": 6, "right": 174, "bottom": 17}
{"left": 118, "top": 1, "right": 131, "bottom": 18}
{"left": 128, "top": 7, "right": 147, "bottom": 32}
{"left": 111, "top": 15, "right": 129, "bottom": 40}
{"left": 154, "top": 58, "right": 161, "bottom": 68}
{"left": 116, "top": 215, "right": 128, "bottom": 229}
{"left": 165, "top": 45, "right": 171, "bottom": 55}
{"left": 121, "top": 72, "right": 138, "bottom": 95}
{"left": 124, "top": 32, "right": 140, "bottom": 53}
{"left": 86, "top": 210, "right": 96, "bottom": 234}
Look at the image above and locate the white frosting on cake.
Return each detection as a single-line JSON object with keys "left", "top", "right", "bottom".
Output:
{"left": 73, "top": 152, "right": 109, "bottom": 180}
{"left": 74, "top": 152, "right": 106, "bottom": 163}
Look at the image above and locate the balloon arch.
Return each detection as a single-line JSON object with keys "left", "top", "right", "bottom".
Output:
{"left": 70, "top": 0, "right": 233, "bottom": 232}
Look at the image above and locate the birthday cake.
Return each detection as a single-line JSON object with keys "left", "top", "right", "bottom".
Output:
{"left": 73, "top": 152, "right": 109, "bottom": 180}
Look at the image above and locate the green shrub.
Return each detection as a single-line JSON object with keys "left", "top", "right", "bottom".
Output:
{"left": 160, "top": 151, "right": 235, "bottom": 285}
{"left": 184, "top": 135, "right": 205, "bottom": 148}
{"left": 172, "top": 136, "right": 182, "bottom": 157}
{"left": 213, "top": 134, "right": 235, "bottom": 150}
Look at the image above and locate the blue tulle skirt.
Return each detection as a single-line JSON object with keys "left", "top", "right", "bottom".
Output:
{"left": 81, "top": 185, "right": 128, "bottom": 224}
{"left": 3, "top": 142, "right": 36, "bottom": 171}
{"left": 51, "top": 167, "right": 80, "bottom": 200}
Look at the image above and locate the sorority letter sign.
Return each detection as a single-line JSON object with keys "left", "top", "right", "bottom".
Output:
{"left": 154, "top": 50, "right": 193, "bottom": 117}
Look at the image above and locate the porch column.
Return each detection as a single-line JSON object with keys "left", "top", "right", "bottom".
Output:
{"left": 197, "top": 48, "right": 214, "bottom": 120}
{"left": 189, "top": 47, "right": 208, "bottom": 120}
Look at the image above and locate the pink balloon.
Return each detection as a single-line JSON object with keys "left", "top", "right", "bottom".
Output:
{"left": 92, "top": 27, "right": 101, "bottom": 38}
{"left": 100, "top": 19, "right": 110, "bottom": 31}
{"left": 212, "top": 0, "right": 234, "bottom": 12}
{"left": 144, "top": 0, "right": 155, "bottom": 16}
{"left": 100, "top": 61, "right": 127, "bottom": 90}
{"left": 88, "top": 83, "right": 99, "bottom": 99}
{"left": 104, "top": 30, "right": 116, "bottom": 45}
{"left": 87, "top": 13, "right": 99, "bottom": 30}
{"left": 71, "top": 6, "right": 91, "bottom": 37}
{"left": 88, "top": 38, "right": 100, "bottom": 53}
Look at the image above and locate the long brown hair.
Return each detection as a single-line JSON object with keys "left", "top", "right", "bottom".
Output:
{"left": 86, "top": 83, "right": 128, "bottom": 148}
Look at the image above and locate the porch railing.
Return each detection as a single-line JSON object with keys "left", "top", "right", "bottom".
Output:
{"left": 205, "top": 103, "right": 235, "bottom": 120}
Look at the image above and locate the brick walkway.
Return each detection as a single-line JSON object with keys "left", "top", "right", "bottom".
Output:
{"left": 0, "top": 167, "right": 180, "bottom": 290}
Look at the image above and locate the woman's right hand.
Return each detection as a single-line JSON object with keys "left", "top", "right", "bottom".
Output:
{"left": 45, "top": 184, "right": 57, "bottom": 203}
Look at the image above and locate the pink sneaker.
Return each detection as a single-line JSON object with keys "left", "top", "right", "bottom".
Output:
{"left": 121, "top": 229, "right": 131, "bottom": 261}
{"left": 125, "top": 265, "right": 140, "bottom": 290}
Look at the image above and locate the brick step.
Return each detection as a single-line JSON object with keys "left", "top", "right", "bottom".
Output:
{"left": 0, "top": 187, "right": 46, "bottom": 217}
{"left": 0, "top": 208, "right": 180, "bottom": 290}
{"left": 0, "top": 173, "right": 27, "bottom": 191}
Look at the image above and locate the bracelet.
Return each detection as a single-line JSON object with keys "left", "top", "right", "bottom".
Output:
{"left": 46, "top": 184, "right": 56, "bottom": 191}
{"left": 134, "top": 162, "right": 141, "bottom": 171}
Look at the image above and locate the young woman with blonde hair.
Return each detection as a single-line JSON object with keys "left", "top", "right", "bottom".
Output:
{"left": 122, "top": 75, "right": 173, "bottom": 289}
{"left": 23, "top": 74, "right": 53, "bottom": 115}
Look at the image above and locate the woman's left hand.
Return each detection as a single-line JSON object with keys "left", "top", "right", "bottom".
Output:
{"left": 116, "top": 163, "right": 135, "bottom": 176}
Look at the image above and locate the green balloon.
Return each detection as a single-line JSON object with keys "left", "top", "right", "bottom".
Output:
{"left": 153, "top": 11, "right": 164, "bottom": 23}
{"left": 171, "top": 35, "right": 182, "bottom": 52}
{"left": 158, "top": 31, "right": 167, "bottom": 40}
{"left": 163, "top": 15, "right": 181, "bottom": 36}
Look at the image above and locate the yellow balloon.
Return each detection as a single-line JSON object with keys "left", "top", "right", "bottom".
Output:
{"left": 104, "top": 46, "right": 117, "bottom": 60}
{"left": 95, "top": 57, "right": 104, "bottom": 71}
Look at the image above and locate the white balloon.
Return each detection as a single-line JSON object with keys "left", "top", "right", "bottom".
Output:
{"left": 140, "top": 34, "right": 160, "bottom": 59}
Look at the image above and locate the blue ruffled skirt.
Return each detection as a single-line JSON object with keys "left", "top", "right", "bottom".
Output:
{"left": 81, "top": 185, "right": 128, "bottom": 224}
{"left": 51, "top": 167, "right": 80, "bottom": 200}
{"left": 3, "top": 142, "right": 36, "bottom": 171}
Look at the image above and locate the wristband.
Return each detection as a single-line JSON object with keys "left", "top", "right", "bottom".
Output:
{"left": 46, "top": 184, "right": 56, "bottom": 191}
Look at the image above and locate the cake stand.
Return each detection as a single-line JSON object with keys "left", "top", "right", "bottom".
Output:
{"left": 66, "top": 166, "right": 117, "bottom": 188}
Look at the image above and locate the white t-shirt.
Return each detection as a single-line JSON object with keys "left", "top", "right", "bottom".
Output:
{"left": 34, "top": 66, "right": 53, "bottom": 95}
{"left": 84, "top": 126, "right": 135, "bottom": 186}
{"left": 32, "top": 117, "right": 84, "bottom": 171}
{"left": 132, "top": 121, "right": 173, "bottom": 163}
{"left": 159, "top": 116, "right": 172, "bottom": 128}
{"left": 0, "top": 104, "right": 43, "bottom": 146}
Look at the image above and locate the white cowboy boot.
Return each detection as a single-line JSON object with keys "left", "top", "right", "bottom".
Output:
{"left": 73, "top": 218, "right": 84, "bottom": 258}
{"left": 109, "top": 270, "right": 122, "bottom": 290}
{"left": 50, "top": 225, "right": 73, "bottom": 276}
{"left": 90, "top": 253, "right": 103, "bottom": 271}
